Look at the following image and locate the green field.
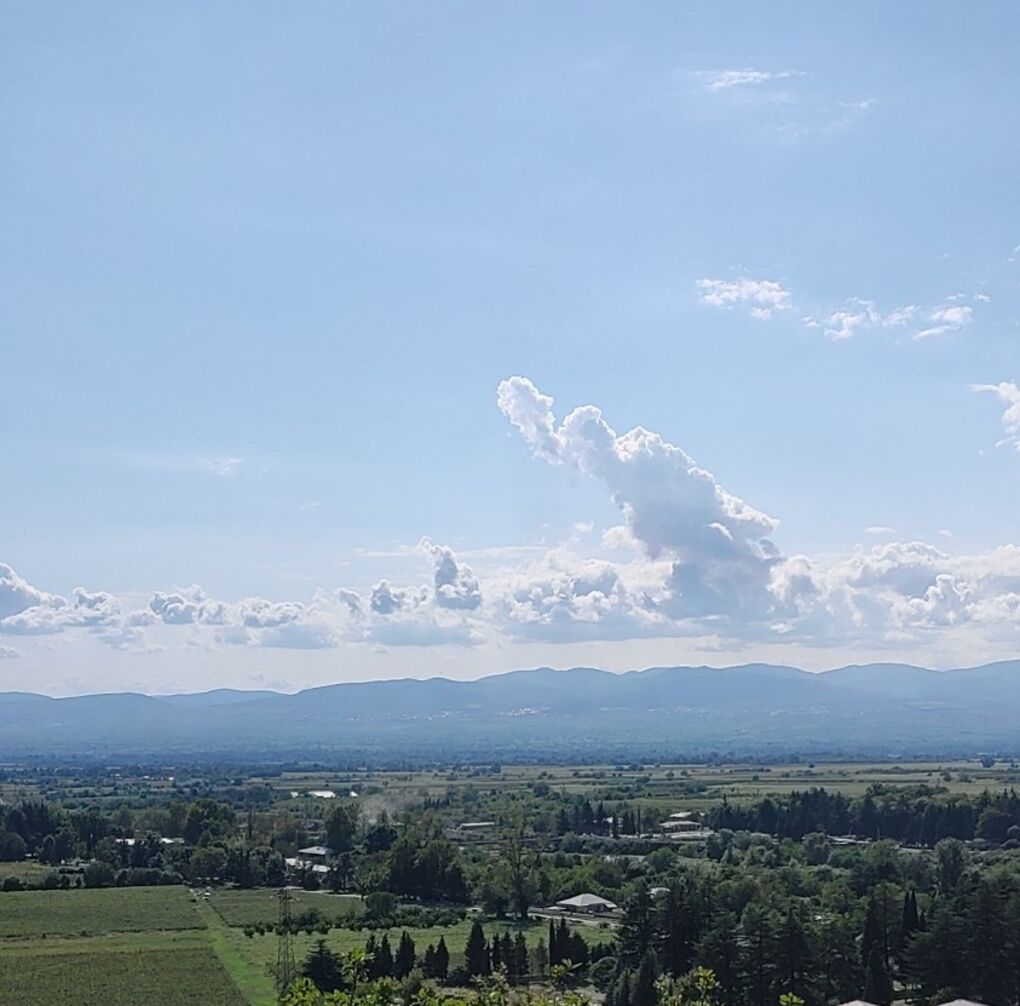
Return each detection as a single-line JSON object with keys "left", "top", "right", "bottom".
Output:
{"left": 0, "top": 886, "right": 201, "bottom": 938}
{"left": 0, "top": 860, "right": 56, "bottom": 884}
{"left": 208, "top": 888, "right": 364, "bottom": 928}
{"left": 0, "top": 945, "right": 248, "bottom": 1006}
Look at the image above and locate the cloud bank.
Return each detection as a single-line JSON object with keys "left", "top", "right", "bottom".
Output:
{"left": 2, "top": 379, "right": 1019, "bottom": 669}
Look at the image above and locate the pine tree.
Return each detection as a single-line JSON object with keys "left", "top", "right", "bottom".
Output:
{"left": 302, "top": 939, "right": 342, "bottom": 992}
{"left": 491, "top": 931, "right": 503, "bottom": 972}
{"left": 423, "top": 944, "right": 437, "bottom": 979}
{"left": 632, "top": 950, "right": 658, "bottom": 1006}
{"left": 548, "top": 920, "right": 559, "bottom": 966}
{"left": 500, "top": 933, "right": 514, "bottom": 977}
{"left": 377, "top": 934, "right": 394, "bottom": 978}
{"left": 364, "top": 934, "right": 378, "bottom": 977}
{"left": 611, "top": 970, "right": 632, "bottom": 1006}
{"left": 618, "top": 883, "right": 654, "bottom": 969}
{"left": 434, "top": 935, "right": 449, "bottom": 981}
{"left": 863, "top": 946, "right": 893, "bottom": 1005}
{"left": 514, "top": 932, "right": 529, "bottom": 982}
{"left": 774, "top": 903, "right": 815, "bottom": 997}
{"left": 395, "top": 930, "right": 416, "bottom": 978}
{"left": 465, "top": 920, "right": 490, "bottom": 977}
{"left": 532, "top": 937, "right": 549, "bottom": 977}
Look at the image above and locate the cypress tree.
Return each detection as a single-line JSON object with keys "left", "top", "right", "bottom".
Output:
{"left": 395, "top": 930, "right": 416, "bottom": 978}
{"left": 500, "top": 933, "right": 514, "bottom": 977}
{"left": 612, "top": 971, "right": 632, "bottom": 1006}
{"left": 491, "top": 932, "right": 503, "bottom": 972}
{"left": 434, "top": 935, "right": 449, "bottom": 981}
{"left": 863, "top": 945, "right": 893, "bottom": 1005}
{"left": 377, "top": 934, "right": 394, "bottom": 978}
{"left": 514, "top": 932, "right": 529, "bottom": 982}
{"left": 632, "top": 950, "right": 658, "bottom": 1006}
{"left": 465, "top": 920, "right": 489, "bottom": 977}
{"left": 532, "top": 937, "right": 549, "bottom": 977}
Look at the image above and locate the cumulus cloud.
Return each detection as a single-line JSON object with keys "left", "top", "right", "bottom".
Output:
{"left": 803, "top": 299, "right": 916, "bottom": 341}
{"left": 915, "top": 303, "right": 973, "bottom": 341}
{"left": 421, "top": 538, "right": 482, "bottom": 610}
{"left": 497, "top": 377, "right": 1020, "bottom": 649}
{"left": 0, "top": 563, "right": 62, "bottom": 620}
{"left": 5, "top": 376, "right": 1020, "bottom": 663}
{"left": 497, "top": 376, "right": 782, "bottom": 625}
{"left": 972, "top": 381, "right": 1020, "bottom": 451}
{"left": 696, "top": 277, "right": 793, "bottom": 319}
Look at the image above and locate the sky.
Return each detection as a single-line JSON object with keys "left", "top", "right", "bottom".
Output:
{"left": 2, "top": 2, "right": 1020, "bottom": 695}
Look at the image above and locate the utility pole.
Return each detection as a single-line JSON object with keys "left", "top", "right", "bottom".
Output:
{"left": 275, "top": 887, "right": 296, "bottom": 1000}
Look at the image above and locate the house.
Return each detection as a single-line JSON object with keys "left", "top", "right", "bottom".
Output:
{"left": 555, "top": 893, "right": 619, "bottom": 915}
{"left": 296, "top": 845, "right": 334, "bottom": 864}
{"left": 661, "top": 818, "right": 702, "bottom": 832}
{"left": 458, "top": 821, "right": 496, "bottom": 831}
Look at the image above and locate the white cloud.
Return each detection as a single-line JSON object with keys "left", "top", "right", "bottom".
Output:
{"left": 0, "top": 645, "right": 20, "bottom": 659}
{"left": 696, "top": 278, "right": 793, "bottom": 319}
{"left": 972, "top": 381, "right": 1020, "bottom": 451}
{"left": 6, "top": 377, "right": 1020, "bottom": 668}
{"left": 0, "top": 563, "right": 62, "bottom": 620}
{"left": 700, "top": 68, "right": 803, "bottom": 91}
{"left": 804, "top": 299, "right": 916, "bottom": 341}
{"left": 202, "top": 457, "right": 244, "bottom": 477}
{"left": 421, "top": 538, "right": 482, "bottom": 611}
{"left": 497, "top": 376, "right": 782, "bottom": 624}
{"left": 915, "top": 303, "right": 973, "bottom": 341}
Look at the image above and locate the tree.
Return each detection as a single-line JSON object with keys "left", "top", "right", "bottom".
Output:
{"left": 632, "top": 950, "right": 659, "bottom": 1006}
{"left": 83, "top": 860, "right": 115, "bottom": 888}
{"left": 935, "top": 838, "right": 966, "bottom": 895}
{"left": 465, "top": 920, "right": 490, "bottom": 977}
{"left": 376, "top": 934, "right": 394, "bottom": 978}
{"left": 774, "top": 904, "right": 815, "bottom": 997}
{"left": 0, "top": 831, "right": 27, "bottom": 862}
{"left": 434, "top": 936, "right": 450, "bottom": 981}
{"left": 504, "top": 824, "right": 541, "bottom": 920}
{"left": 619, "top": 883, "right": 655, "bottom": 969}
{"left": 513, "top": 933, "right": 528, "bottom": 982}
{"left": 395, "top": 930, "right": 416, "bottom": 978}
{"left": 302, "top": 939, "right": 342, "bottom": 992}
{"left": 862, "top": 946, "right": 893, "bottom": 1005}
{"left": 324, "top": 802, "right": 360, "bottom": 854}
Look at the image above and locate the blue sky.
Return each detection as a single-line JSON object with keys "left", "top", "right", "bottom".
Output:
{"left": 2, "top": 3, "right": 1019, "bottom": 694}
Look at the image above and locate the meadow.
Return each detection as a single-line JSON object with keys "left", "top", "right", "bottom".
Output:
{"left": 0, "top": 944, "right": 248, "bottom": 1006}
{"left": 0, "top": 885, "right": 201, "bottom": 938}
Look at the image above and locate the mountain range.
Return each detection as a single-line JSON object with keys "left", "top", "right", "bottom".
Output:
{"left": 3, "top": 660, "right": 1019, "bottom": 762}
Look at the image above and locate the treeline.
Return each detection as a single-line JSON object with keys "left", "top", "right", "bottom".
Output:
{"left": 297, "top": 918, "right": 609, "bottom": 995}
{"left": 707, "top": 784, "right": 1020, "bottom": 845}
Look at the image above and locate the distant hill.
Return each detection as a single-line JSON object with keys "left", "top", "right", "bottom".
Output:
{"left": 3, "top": 660, "right": 1020, "bottom": 762}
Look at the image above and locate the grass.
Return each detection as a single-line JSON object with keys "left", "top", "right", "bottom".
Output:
{"left": 0, "top": 946, "right": 248, "bottom": 1006}
{"left": 0, "top": 886, "right": 201, "bottom": 938}
{"left": 223, "top": 914, "right": 614, "bottom": 994}
{"left": 208, "top": 888, "right": 364, "bottom": 928}
{"left": 0, "top": 860, "right": 54, "bottom": 884}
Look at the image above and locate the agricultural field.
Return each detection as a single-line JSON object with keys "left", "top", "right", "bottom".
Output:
{"left": 255, "top": 757, "right": 1020, "bottom": 821}
{"left": 0, "top": 886, "right": 201, "bottom": 938}
{"left": 0, "top": 944, "right": 248, "bottom": 1006}
{"left": 208, "top": 887, "right": 364, "bottom": 928}
{"left": 0, "top": 859, "right": 55, "bottom": 884}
